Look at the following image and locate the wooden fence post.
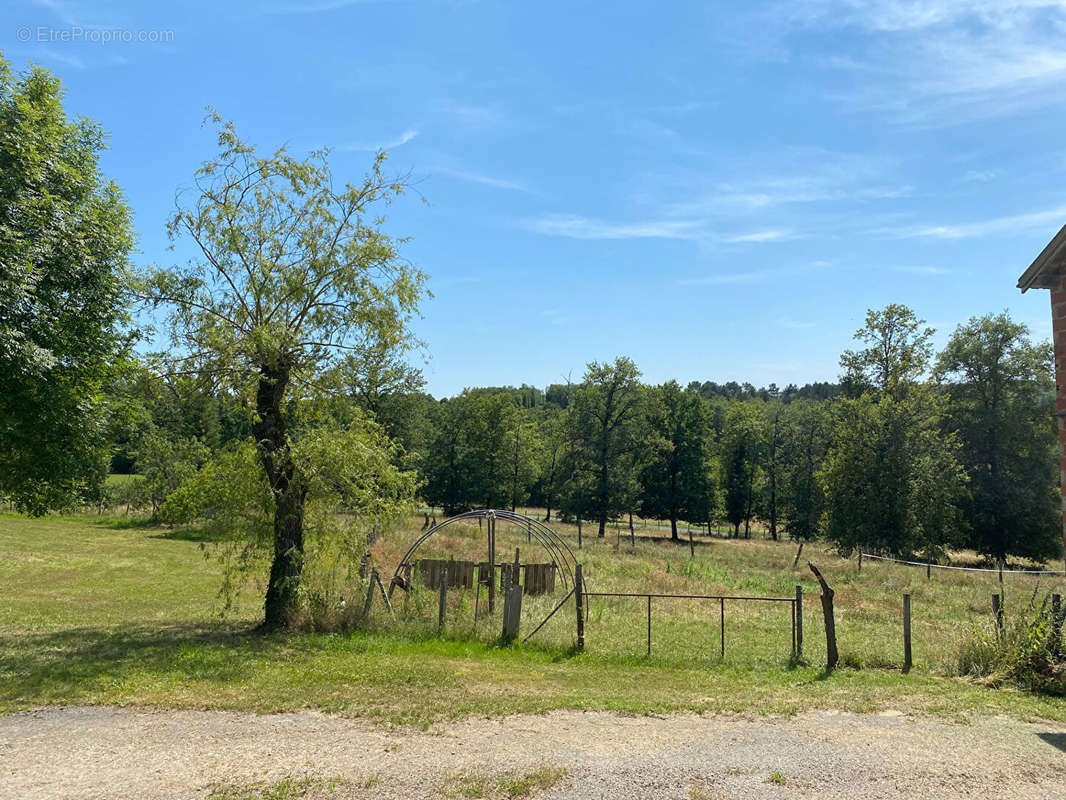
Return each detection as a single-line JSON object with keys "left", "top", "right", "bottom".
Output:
{"left": 1053, "top": 594, "right": 1063, "bottom": 655}
{"left": 575, "top": 563, "right": 584, "bottom": 650}
{"left": 857, "top": 551, "right": 862, "bottom": 573}
{"left": 577, "top": 516, "right": 583, "bottom": 549}
{"left": 902, "top": 593, "right": 912, "bottom": 673}
{"left": 992, "top": 593, "right": 1003, "bottom": 638}
{"left": 795, "top": 585, "right": 803, "bottom": 657}
{"left": 487, "top": 513, "right": 496, "bottom": 614}
{"left": 363, "top": 569, "right": 377, "bottom": 619}
{"left": 808, "top": 562, "right": 838, "bottom": 670}
{"left": 438, "top": 567, "right": 448, "bottom": 629}
{"left": 646, "top": 595, "right": 652, "bottom": 656}
{"left": 689, "top": 528, "right": 695, "bottom": 559}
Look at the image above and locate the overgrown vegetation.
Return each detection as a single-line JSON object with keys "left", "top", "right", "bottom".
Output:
{"left": 953, "top": 590, "right": 1066, "bottom": 695}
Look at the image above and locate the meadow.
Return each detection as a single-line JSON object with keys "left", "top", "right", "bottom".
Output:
{"left": 2, "top": 508, "right": 1066, "bottom": 726}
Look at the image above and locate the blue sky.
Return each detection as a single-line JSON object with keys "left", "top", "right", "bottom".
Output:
{"left": 5, "top": 0, "right": 1066, "bottom": 396}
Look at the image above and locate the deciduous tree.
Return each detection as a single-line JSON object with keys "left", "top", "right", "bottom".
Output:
{"left": 0, "top": 58, "right": 134, "bottom": 512}
{"left": 145, "top": 115, "right": 426, "bottom": 628}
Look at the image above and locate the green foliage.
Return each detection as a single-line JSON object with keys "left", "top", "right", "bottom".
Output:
{"left": 163, "top": 416, "right": 417, "bottom": 625}
{"left": 560, "top": 357, "right": 646, "bottom": 535}
{"left": 135, "top": 431, "right": 210, "bottom": 513}
{"left": 779, "top": 400, "right": 829, "bottom": 543}
{"left": 722, "top": 402, "right": 766, "bottom": 537}
{"left": 936, "top": 312, "right": 1061, "bottom": 563}
{"left": 639, "top": 381, "right": 716, "bottom": 539}
{"left": 821, "top": 389, "right": 966, "bottom": 557}
{"left": 840, "top": 304, "right": 934, "bottom": 397}
{"left": 143, "top": 113, "right": 427, "bottom": 628}
{"left": 953, "top": 592, "right": 1066, "bottom": 696}
{"left": 0, "top": 56, "right": 134, "bottom": 513}
{"left": 422, "top": 392, "right": 526, "bottom": 513}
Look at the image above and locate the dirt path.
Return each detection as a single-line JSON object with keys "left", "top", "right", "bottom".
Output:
{"left": 3, "top": 707, "right": 1066, "bottom": 799}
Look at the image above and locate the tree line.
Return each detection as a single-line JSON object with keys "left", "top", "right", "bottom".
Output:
{"left": 103, "top": 302, "right": 1061, "bottom": 567}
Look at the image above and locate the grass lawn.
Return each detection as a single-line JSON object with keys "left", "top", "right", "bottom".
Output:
{"left": 2, "top": 511, "right": 1066, "bottom": 725}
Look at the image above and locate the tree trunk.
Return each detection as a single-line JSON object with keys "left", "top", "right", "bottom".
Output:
{"left": 670, "top": 515, "right": 678, "bottom": 542}
{"left": 252, "top": 363, "right": 306, "bottom": 631}
{"left": 808, "top": 561, "right": 838, "bottom": 670}
{"left": 263, "top": 479, "right": 306, "bottom": 628}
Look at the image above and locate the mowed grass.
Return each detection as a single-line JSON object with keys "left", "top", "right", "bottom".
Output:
{"left": 2, "top": 511, "right": 1066, "bottom": 725}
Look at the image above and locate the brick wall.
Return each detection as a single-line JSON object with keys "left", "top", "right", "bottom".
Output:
{"left": 1051, "top": 275, "right": 1066, "bottom": 560}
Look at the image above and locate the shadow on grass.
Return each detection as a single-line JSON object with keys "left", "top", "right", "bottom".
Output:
{"left": 81, "top": 515, "right": 231, "bottom": 544}
{"left": 85, "top": 515, "right": 159, "bottom": 530}
{"left": 148, "top": 524, "right": 231, "bottom": 543}
{"left": 0, "top": 622, "right": 285, "bottom": 706}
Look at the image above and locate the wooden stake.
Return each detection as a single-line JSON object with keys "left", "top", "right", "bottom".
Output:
{"left": 363, "top": 570, "right": 376, "bottom": 619}
{"left": 795, "top": 585, "right": 803, "bottom": 656}
{"left": 575, "top": 563, "right": 584, "bottom": 650}
{"left": 438, "top": 567, "right": 448, "bottom": 629}
{"left": 487, "top": 513, "right": 496, "bottom": 614}
{"left": 903, "top": 593, "right": 912, "bottom": 673}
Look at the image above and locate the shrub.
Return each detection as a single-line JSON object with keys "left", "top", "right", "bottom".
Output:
{"left": 952, "top": 591, "right": 1066, "bottom": 695}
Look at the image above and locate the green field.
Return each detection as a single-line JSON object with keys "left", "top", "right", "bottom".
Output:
{"left": 2, "top": 510, "right": 1065, "bottom": 725}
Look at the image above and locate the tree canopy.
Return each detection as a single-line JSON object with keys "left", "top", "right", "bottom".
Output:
{"left": 0, "top": 57, "right": 134, "bottom": 513}
{"left": 144, "top": 114, "right": 426, "bottom": 628}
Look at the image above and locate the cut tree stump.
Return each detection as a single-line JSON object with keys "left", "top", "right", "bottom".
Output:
{"left": 808, "top": 561, "right": 838, "bottom": 670}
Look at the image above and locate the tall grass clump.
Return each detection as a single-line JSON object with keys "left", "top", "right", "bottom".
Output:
{"left": 953, "top": 591, "right": 1066, "bottom": 695}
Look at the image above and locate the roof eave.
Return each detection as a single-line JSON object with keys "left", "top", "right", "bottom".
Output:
{"left": 1018, "top": 224, "right": 1066, "bottom": 292}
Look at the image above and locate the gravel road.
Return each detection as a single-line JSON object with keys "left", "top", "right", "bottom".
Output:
{"left": 3, "top": 706, "right": 1066, "bottom": 799}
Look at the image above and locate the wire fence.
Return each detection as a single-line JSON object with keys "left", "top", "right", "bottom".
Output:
{"left": 860, "top": 552, "right": 1065, "bottom": 576}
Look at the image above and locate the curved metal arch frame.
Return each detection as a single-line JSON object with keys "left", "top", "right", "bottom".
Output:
{"left": 390, "top": 509, "right": 585, "bottom": 600}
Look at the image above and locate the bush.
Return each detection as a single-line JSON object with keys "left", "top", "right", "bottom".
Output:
{"left": 952, "top": 591, "right": 1066, "bottom": 695}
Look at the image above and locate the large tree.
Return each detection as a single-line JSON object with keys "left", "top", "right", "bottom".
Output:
{"left": 640, "top": 381, "right": 715, "bottom": 541}
{"left": 566, "top": 357, "right": 646, "bottom": 537}
{"left": 936, "top": 313, "right": 1061, "bottom": 564}
{"left": 722, "top": 401, "right": 766, "bottom": 537}
{"left": 779, "top": 400, "right": 830, "bottom": 546}
{"left": 145, "top": 115, "right": 427, "bottom": 629}
{"left": 824, "top": 307, "right": 965, "bottom": 558}
{"left": 821, "top": 390, "right": 965, "bottom": 558}
{"left": 0, "top": 58, "right": 134, "bottom": 513}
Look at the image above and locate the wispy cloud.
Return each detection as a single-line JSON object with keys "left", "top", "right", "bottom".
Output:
{"left": 32, "top": 0, "right": 121, "bottom": 28}
{"left": 758, "top": 0, "right": 1066, "bottom": 124}
{"left": 890, "top": 265, "right": 955, "bottom": 275}
{"left": 522, "top": 214, "right": 704, "bottom": 241}
{"left": 36, "top": 48, "right": 86, "bottom": 69}
{"left": 894, "top": 205, "right": 1066, "bottom": 239}
{"left": 431, "top": 99, "right": 502, "bottom": 128}
{"left": 261, "top": 0, "right": 395, "bottom": 14}
{"left": 432, "top": 166, "right": 528, "bottom": 193}
{"left": 725, "top": 229, "right": 794, "bottom": 243}
{"left": 522, "top": 214, "right": 802, "bottom": 244}
{"left": 962, "top": 168, "right": 1004, "bottom": 183}
{"left": 339, "top": 128, "right": 418, "bottom": 152}
{"left": 678, "top": 261, "right": 833, "bottom": 286}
